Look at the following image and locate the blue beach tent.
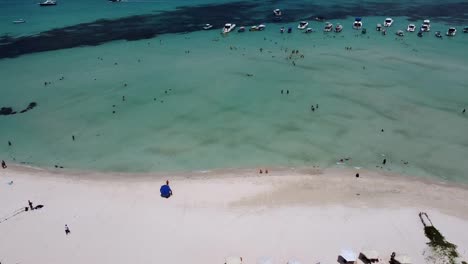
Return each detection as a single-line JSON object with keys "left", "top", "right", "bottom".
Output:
{"left": 160, "top": 184, "right": 172, "bottom": 198}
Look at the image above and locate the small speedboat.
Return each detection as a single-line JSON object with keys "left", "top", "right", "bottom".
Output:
{"left": 396, "top": 30, "right": 404, "bottom": 37}
{"left": 353, "top": 17, "right": 362, "bottom": 29}
{"left": 298, "top": 21, "right": 308, "bottom": 30}
{"left": 334, "top": 24, "right": 343, "bottom": 33}
{"left": 287, "top": 27, "right": 292, "bottom": 33}
{"left": 407, "top": 24, "right": 416, "bottom": 32}
{"left": 280, "top": 27, "right": 285, "bottom": 33}
{"left": 273, "top": 9, "right": 282, "bottom": 18}
{"left": 446, "top": 27, "right": 456, "bottom": 36}
{"left": 464, "top": 27, "right": 468, "bottom": 33}
{"left": 13, "top": 19, "right": 26, "bottom": 24}
{"left": 382, "top": 28, "right": 387, "bottom": 35}
{"left": 222, "top": 23, "right": 236, "bottom": 34}
{"left": 203, "top": 24, "right": 213, "bottom": 30}
{"left": 249, "top": 24, "right": 265, "bottom": 31}
{"left": 435, "top": 31, "right": 442, "bottom": 38}
{"left": 237, "top": 26, "right": 245, "bottom": 33}
{"left": 420, "top": 19, "right": 431, "bottom": 32}
{"left": 323, "top": 22, "right": 333, "bottom": 32}
{"left": 376, "top": 23, "right": 382, "bottom": 31}
{"left": 39, "top": 0, "right": 56, "bottom": 6}
{"left": 384, "top": 18, "right": 393, "bottom": 27}
{"left": 305, "top": 28, "right": 314, "bottom": 33}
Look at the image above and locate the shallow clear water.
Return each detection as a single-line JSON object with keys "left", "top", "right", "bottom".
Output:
{"left": 0, "top": 1, "right": 467, "bottom": 182}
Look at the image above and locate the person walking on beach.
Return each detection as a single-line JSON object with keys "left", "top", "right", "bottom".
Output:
{"left": 1, "top": 160, "right": 6, "bottom": 169}
{"left": 28, "top": 200, "right": 34, "bottom": 210}
{"left": 65, "top": 225, "right": 71, "bottom": 235}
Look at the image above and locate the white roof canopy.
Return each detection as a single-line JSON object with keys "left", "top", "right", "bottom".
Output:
{"left": 340, "top": 249, "right": 357, "bottom": 261}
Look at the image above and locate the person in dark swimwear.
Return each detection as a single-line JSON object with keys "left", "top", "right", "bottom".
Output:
{"left": 1, "top": 160, "right": 6, "bottom": 169}
{"left": 28, "top": 200, "right": 34, "bottom": 210}
{"left": 65, "top": 225, "right": 71, "bottom": 235}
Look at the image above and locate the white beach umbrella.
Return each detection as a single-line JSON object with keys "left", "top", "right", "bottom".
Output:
{"left": 340, "top": 249, "right": 357, "bottom": 262}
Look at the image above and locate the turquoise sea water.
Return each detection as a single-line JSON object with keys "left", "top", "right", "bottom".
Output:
{"left": 1, "top": 1, "right": 468, "bottom": 182}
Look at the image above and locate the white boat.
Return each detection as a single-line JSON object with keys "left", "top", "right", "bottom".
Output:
{"left": 249, "top": 24, "right": 265, "bottom": 31}
{"left": 323, "top": 22, "right": 333, "bottom": 32}
{"left": 39, "top": 0, "right": 56, "bottom": 6}
{"left": 407, "top": 24, "right": 416, "bottom": 32}
{"left": 446, "top": 27, "right": 456, "bottom": 36}
{"left": 353, "top": 17, "right": 362, "bottom": 29}
{"left": 334, "top": 24, "right": 343, "bottom": 32}
{"left": 273, "top": 9, "right": 282, "bottom": 17}
{"left": 395, "top": 30, "right": 404, "bottom": 37}
{"left": 435, "top": 31, "right": 442, "bottom": 38}
{"left": 384, "top": 18, "right": 393, "bottom": 27}
{"left": 298, "top": 21, "right": 308, "bottom": 30}
{"left": 376, "top": 23, "right": 382, "bottom": 31}
{"left": 280, "top": 27, "right": 285, "bottom": 33}
{"left": 420, "top": 19, "right": 431, "bottom": 32}
{"left": 222, "top": 23, "right": 236, "bottom": 34}
{"left": 203, "top": 24, "right": 213, "bottom": 30}
{"left": 13, "top": 19, "right": 26, "bottom": 24}
{"left": 237, "top": 26, "right": 245, "bottom": 32}
{"left": 305, "top": 28, "right": 314, "bottom": 33}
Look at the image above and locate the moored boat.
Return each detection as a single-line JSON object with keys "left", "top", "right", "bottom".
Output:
{"left": 353, "top": 17, "right": 362, "bottom": 29}
{"left": 298, "top": 21, "right": 308, "bottom": 30}
{"left": 203, "top": 24, "right": 213, "bottom": 30}
{"left": 446, "top": 27, "right": 456, "bottom": 36}
{"left": 39, "top": 0, "right": 56, "bottom": 6}
{"left": 237, "top": 26, "right": 245, "bottom": 33}
{"left": 222, "top": 23, "right": 236, "bottom": 34}
{"left": 435, "top": 31, "right": 442, "bottom": 38}
{"left": 334, "top": 24, "right": 343, "bottom": 33}
{"left": 395, "top": 30, "right": 404, "bottom": 37}
{"left": 384, "top": 18, "right": 393, "bottom": 27}
{"left": 420, "top": 19, "right": 431, "bottom": 32}
{"left": 407, "top": 24, "right": 416, "bottom": 32}
{"left": 13, "top": 19, "right": 26, "bottom": 24}
{"left": 323, "top": 22, "right": 333, "bottom": 32}
{"left": 273, "top": 8, "right": 282, "bottom": 19}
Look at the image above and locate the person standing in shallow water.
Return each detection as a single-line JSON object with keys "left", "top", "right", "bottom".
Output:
{"left": 1, "top": 160, "right": 6, "bottom": 169}
{"left": 65, "top": 225, "right": 71, "bottom": 235}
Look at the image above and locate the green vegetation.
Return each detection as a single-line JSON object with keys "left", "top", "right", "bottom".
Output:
{"left": 424, "top": 226, "right": 459, "bottom": 264}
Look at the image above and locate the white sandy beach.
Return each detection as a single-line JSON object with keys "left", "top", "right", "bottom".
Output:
{"left": 1, "top": 165, "right": 468, "bottom": 264}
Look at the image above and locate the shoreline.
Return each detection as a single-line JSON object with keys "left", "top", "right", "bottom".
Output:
{"left": 1, "top": 164, "right": 468, "bottom": 263}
